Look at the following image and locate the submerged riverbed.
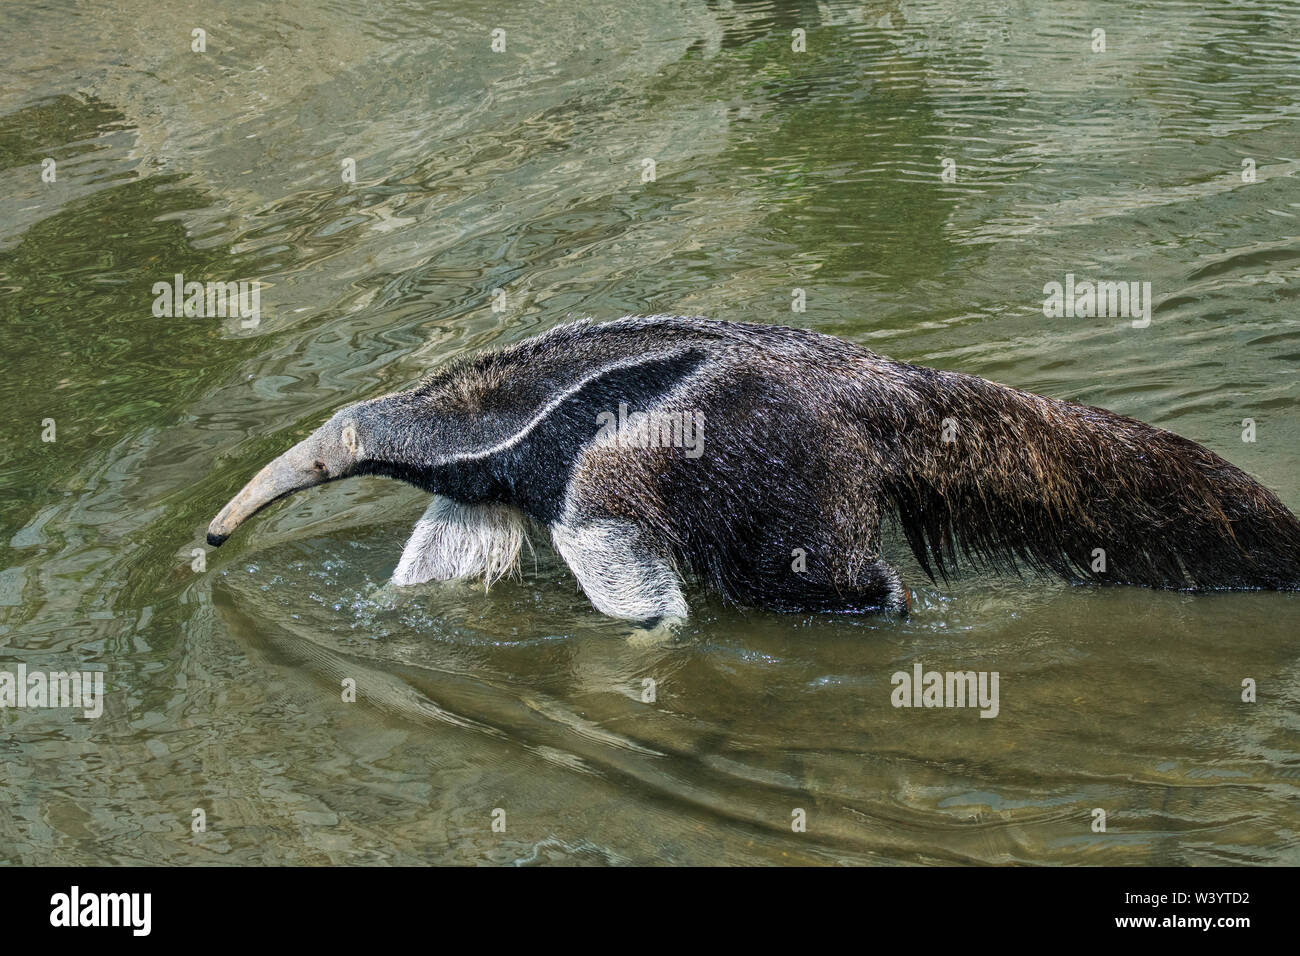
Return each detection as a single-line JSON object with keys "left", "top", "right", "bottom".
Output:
{"left": 1, "top": 0, "right": 1298, "bottom": 864}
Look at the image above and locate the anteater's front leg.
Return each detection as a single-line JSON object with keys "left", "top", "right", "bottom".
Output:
{"left": 392, "top": 496, "right": 527, "bottom": 587}
{"left": 550, "top": 519, "right": 687, "bottom": 624}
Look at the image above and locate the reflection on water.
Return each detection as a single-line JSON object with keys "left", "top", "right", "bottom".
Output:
{"left": 1, "top": 0, "right": 1297, "bottom": 864}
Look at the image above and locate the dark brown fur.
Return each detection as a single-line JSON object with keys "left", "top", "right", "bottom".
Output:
{"left": 210, "top": 316, "right": 1300, "bottom": 618}
{"left": 545, "top": 317, "right": 1300, "bottom": 605}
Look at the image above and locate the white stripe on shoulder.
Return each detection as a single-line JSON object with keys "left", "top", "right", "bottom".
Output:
{"left": 443, "top": 351, "right": 688, "bottom": 464}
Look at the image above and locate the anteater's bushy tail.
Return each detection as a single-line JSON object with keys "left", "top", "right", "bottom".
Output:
{"left": 873, "top": 363, "right": 1300, "bottom": 590}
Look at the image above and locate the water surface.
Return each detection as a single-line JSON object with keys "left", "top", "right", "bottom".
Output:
{"left": 1, "top": 0, "right": 1298, "bottom": 864}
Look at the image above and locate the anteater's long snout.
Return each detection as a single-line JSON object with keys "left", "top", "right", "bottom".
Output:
{"left": 206, "top": 438, "right": 329, "bottom": 547}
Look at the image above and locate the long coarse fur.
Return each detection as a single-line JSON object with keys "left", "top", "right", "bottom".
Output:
{"left": 215, "top": 316, "right": 1300, "bottom": 617}
{"left": 398, "top": 316, "right": 1300, "bottom": 597}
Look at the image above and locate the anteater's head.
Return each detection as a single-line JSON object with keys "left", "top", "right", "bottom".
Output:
{"left": 206, "top": 379, "right": 489, "bottom": 548}
{"left": 206, "top": 408, "right": 372, "bottom": 547}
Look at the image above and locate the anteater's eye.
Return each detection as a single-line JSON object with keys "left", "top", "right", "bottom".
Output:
{"left": 313, "top": 460, "right": 327, "bottom": 473}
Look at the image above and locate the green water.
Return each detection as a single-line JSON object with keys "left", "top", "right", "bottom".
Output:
{"left": 1, "top": 0, "right": 1298, "bottom": 865}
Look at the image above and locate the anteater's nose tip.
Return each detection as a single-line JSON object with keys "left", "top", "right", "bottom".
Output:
{"left": 206, "top": 531, "right": 228, "bottom": 548}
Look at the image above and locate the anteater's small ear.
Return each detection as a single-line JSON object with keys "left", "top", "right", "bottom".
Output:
{"left": 341, "top": 423, "right": 362, "bottom": 457}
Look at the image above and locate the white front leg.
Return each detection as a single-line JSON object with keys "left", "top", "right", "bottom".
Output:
{"left": 392, "top": 496, "right": 527, "bottom": 588}
{"left": 550, "top": 519, "right": 688, "bottom": 623}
